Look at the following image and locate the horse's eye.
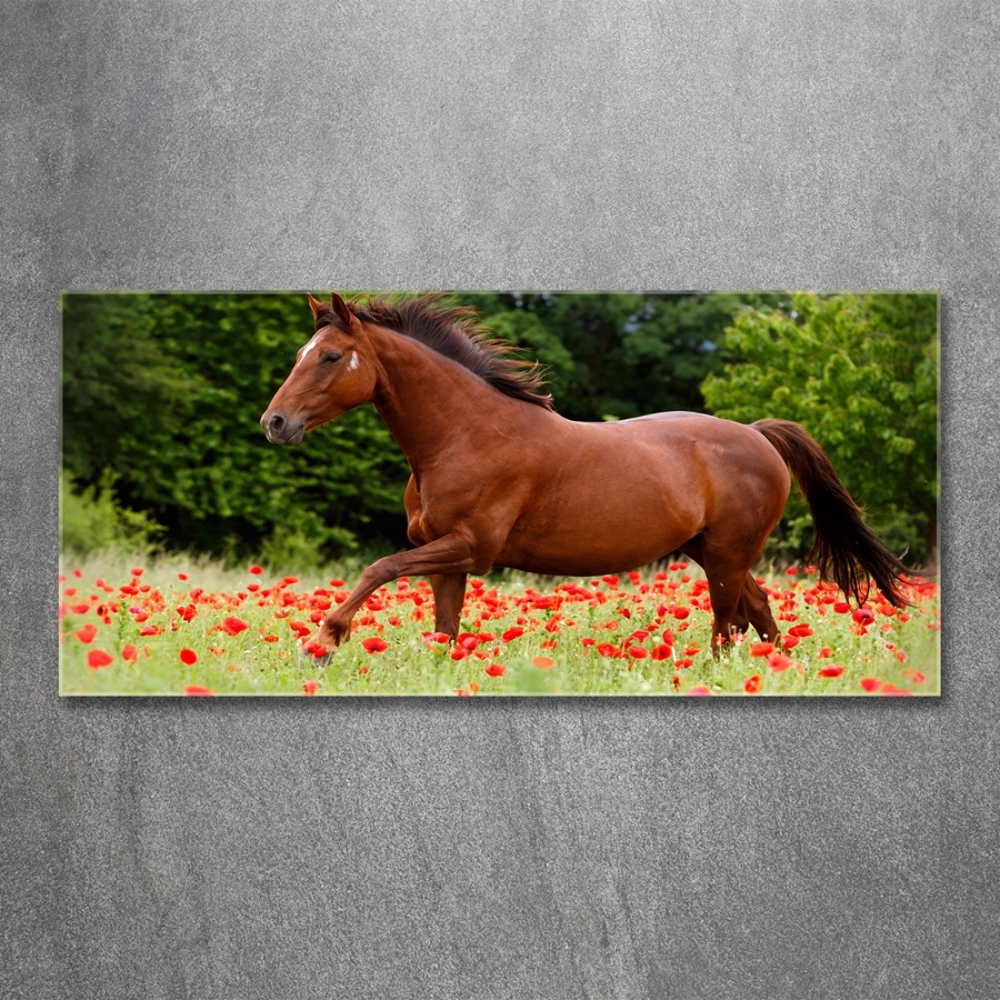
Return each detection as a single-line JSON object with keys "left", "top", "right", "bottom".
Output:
{"left": 322, "top": 353, "right": 342, "bottom": 364}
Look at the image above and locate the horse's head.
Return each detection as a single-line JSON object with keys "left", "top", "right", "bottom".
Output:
{"left": 260, "top": 293, "right": 377, "bottom": 445}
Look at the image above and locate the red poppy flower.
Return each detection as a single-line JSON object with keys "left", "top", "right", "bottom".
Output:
{"left": 596, "top": 642, "right": 618, "bottom": 657}
{"left": 581, "top": 637, "right": 595, "bottom": 647}
{"left": 767, "top": 653, "right": 792, "bottom": 672}
{"left": 139, "top": 625, "right": 161, "bottom": 636}
{"left": 651, "top": 644, "right": 672, "bottom": 661}
{"left": 619, "top": 607, "right": 632, "bottom": 619}
{"left": 75, "top": 624, "right": 98, "bottom": 644}
{"left": 121, "top": 643, "right": 138, "bottom": 663}
{"left": 687, "top": 686, "right": 712, "bottom": 696}
{"left": 670, "top": 607, "right": 690, "bottom": 620}
{"left": 750, "top": 642, "right": 775, "bottom": 658}
{"left": 880, "top": 684, "right": 913, "bottom": 696}
{"left": 532, "top": 656, "right": 555, "bottom": 670}
{"left": 459, "top": 633, "right": 480, "bottom": 650}
{"left": 901, "top": 668, "right": 926, "bottom": 683}
{"left": 628, "top": 646, "right": 648, "bottom": 659}
{"left": 818, "top": 665, "right": 845, "bottom": 678}
{"left": 852, "top": 607, "right": 875, "bottom": 626}
{"left": 179, "top": 648, "right": 198, "bottom": 665}
{"left": 302, "top": 680, "right": 318, "bottom": 696}
{"left": 177, "top": 573, "right": 188, "bottom": 581}
{"left": 787, "top": 623, "right": 814, "bottom": 638}
{"left": 661, "top": 628, "right": 674, "bottom": 646}
{"left": 449, "top": 647, "right": 467, "bottom": 661}
{"left": 501, "top": 626, "right": 525, "bottom": 642}
{"left": 249, "top": 565, "right": 263, "bottom": 575}
{"left": 860, "top": 677, "right": 883, "bottom": 693}
{"left": 221, "top": 616, "right": 250, "bottom": 636}
{"left": 484, "top": 664, "right": 505, "bottom": 677}
{"left": 833, "top": 602, "right": 852, "bottom": 614}
{"left": 675, "top": 657, "right": 694, "bottom": 668}
{"left": 184, "top": 685, "right": 215, "bottom": 696}
{"left": 744, "top": 674, "right": 762, "bottom": 694}
{"left": 86, "top": 649, "right": 114, "bottom": 669}
{"left": 361, "top": 637, "right": 389, "bottom": 654}
{"left": 781, "top": 636, "right": 800, "bottom": 650}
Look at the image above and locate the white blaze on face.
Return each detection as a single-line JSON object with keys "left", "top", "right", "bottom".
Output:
{"left": 295, "top": 333, "right": 321, "bottom": 368}
{"left": 348, "top": 351, "right": 359, "bottom": 371}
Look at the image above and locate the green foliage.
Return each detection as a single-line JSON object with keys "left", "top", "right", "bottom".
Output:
{"left": 60, "top": 469, "right": 165, "bottom": 554}
{"left": 63, "top": 293, "right": 410, "bottom": 560}
{"left": 62, "top": 290, "right": 937, "bottom": 571}
{"left": 701, "top": 292, "right": 939, "bottom": 564}
{"left": 460, "top": 292, "right": 780, "bottom": 421}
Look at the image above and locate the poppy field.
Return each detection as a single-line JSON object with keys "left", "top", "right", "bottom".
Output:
{"left": 59, "top": 554, "right": 939, "bottom": 697}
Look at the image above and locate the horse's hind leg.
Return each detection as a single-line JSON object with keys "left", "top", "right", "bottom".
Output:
{"left": 702, "top": 564, "right": 748, "bottom": 654}
{"left": 686, "top": 535, "right": 779, "bottom": 654}
{"left": 429, "top": 573, "right": 467, "bottom": 639}
{"left": 741, "top": 574, "right": 779, "bottom": 642}
{"left": 681, "top": 535, "right": 752, "bottom": 635}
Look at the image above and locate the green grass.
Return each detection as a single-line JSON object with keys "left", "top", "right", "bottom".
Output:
{"left": 59, "top": 550, "right": 940, "bottom": 697}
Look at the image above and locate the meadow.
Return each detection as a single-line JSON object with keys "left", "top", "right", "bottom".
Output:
{"left": 59, "top": 551, "right": 939, "bottom": 697}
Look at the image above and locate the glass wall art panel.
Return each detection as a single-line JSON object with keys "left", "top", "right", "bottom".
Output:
{"left": 60, "top": 290, "right": 939, "bottom": 696}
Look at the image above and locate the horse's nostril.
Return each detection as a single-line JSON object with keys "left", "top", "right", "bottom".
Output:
{"left": 269, "top": 414, "right": 285, "bottom": 432}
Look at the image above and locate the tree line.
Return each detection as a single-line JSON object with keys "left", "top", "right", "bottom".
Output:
{"left": 61, "top": 290, "right": 938, "bottom": 567}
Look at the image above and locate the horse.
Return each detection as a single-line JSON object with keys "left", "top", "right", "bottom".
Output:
{"left": 260, "top": 292, "right": 910, "bottom": 659}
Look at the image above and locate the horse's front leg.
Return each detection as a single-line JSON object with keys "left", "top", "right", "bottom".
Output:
{"left": 309, "top": 532, "right": 481, "bottom": 657}
{"left": 428, "top": 573, "right": 467, "bottom": 639}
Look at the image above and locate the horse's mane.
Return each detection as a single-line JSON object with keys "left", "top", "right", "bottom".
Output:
{"left": 315, "top": 294, "right": 554, "bottom": 410}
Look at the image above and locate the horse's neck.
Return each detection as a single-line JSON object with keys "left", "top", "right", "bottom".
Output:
{"left": 368, "top": 327, "right": 506, "bottom": 472}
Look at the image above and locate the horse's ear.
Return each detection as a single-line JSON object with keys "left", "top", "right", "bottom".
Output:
{"left": 307, "top": 293, "right": 325, "bottom": 318}
{"left": 329, "top": 292, "right": 355, "bottom": 331}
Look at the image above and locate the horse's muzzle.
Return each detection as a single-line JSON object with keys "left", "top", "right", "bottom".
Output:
{"left": 261, "top": 411, "right": 305, "bottom": 445}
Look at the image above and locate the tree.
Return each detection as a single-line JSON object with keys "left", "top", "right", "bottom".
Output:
{"left": 459, "top": 291, "right": 780, "bottom": 421}
{"left": 700, "top": 292, "right": 939, "bottom": 565}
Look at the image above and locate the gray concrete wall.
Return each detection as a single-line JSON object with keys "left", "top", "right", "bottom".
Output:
{"left": 2, "top": 3, "right": 995, "bottom": 997}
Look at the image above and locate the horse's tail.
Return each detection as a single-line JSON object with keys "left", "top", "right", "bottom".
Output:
{"left": 753, "top": 418, "right": 912, "bottom": 608}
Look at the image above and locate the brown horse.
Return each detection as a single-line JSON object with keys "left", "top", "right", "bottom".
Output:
{"left": 261, "top": 293, "right": 910, "bottom": 658}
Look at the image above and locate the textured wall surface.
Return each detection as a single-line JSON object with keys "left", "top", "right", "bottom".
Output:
{"left": 2, "top": 2, "right": 997, "bottom": 997}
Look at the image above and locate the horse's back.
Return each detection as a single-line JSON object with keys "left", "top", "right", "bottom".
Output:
{"left": 492, "top": 408, "right": 791, "bottom": 575}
